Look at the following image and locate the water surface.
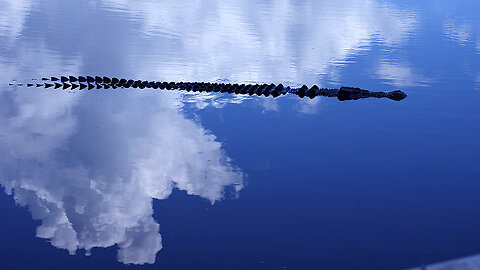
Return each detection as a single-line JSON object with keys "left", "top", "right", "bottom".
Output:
{"left": 0, "top": 0, "right": 479, "bottom": 269}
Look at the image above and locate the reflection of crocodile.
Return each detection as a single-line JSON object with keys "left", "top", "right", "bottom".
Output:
{"left": 9, "top": 76, "right": 407, "bottom": 101}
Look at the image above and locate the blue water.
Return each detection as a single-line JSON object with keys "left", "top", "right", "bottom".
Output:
{"left": 1, "top": 0, "right": 479, "bottom": 269}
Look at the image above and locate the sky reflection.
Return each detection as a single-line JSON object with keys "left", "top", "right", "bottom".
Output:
{"left": 0, "top": 0, "right": 31, "bottom": 42}
{"left": 0, "top": 86, "right": 243, "bottom": 264}
{"left": 376, "top": 61, "right": 430, "bottom": 87}
{"left": 1, "top": 0, "right": 479, "bottom": 268}
{"left": 97, "top": 0, "right": 417, "bottom": 85}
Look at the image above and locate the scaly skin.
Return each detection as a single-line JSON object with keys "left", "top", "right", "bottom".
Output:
{"left": 8, "top": 76, "right": 407, "bottom": 101}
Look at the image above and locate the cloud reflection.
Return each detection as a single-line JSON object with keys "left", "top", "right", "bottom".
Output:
{"left": 0, "top": 0, "right": 32, "bottom": 42}
{"left": 441, "top": 16, "right": 480, "bottom": 89}
{"left": 477, "top": 37, "right": 480, "bottom": 54}
{"left": 476, "top": 74, "right": 480, "bottom": 91}
{"left": 0, "top": 48, "right": 243, "bottom": 265}
{"left": 98, "top": 0, "right": 417, "bottom": 86}
{"left": 376, "top": 61, "right": 430, "bottom": 88}
{"left": 0, "top": 88, "right": 243, "bottom": 264}
{"left": 443, "top": 19, "right": 473, "bottom": 46}
{"left": 442, "top": 17, "right": 480, "bottom": 54}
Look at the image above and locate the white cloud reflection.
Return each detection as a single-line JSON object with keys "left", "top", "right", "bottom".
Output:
{"left": 0, "top": 36, "right": 243, "bottom": 266}
{"left": 477, "top": 37, "right": 480, "bottom": 54}
{"left": 441, "top": 16, "right": 480, "bottom": 89}
{"left": 0, "top": 87, "right": 243, "bottom": 264}
{"left": 476, "top": 74, "right": 480, "bottom": 90}
{"left": 0, "top": 0, "right": 32, "bottom": 42}
{"left": 98, "top": 0, "right": 417, "bottom": 86}
{"left": 443, "top": 19, "right": 473, "bottom": 46}
{"left": 443, "top": 17, "right": 480, "bottom": 55}
{"left": 376, "top": 61, "right": 431, "bottom": 88}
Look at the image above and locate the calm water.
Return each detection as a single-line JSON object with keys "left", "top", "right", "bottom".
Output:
{"left": 1, "top": 0, "right": 479, "bottom": 269}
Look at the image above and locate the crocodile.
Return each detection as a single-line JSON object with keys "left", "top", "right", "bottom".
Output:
{"left": 8, "top": 76, "right": 407, "bottom": 101}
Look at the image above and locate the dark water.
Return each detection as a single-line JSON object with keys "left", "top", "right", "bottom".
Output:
{"left": 1, "top": 0, "right": 479, "bottom": 269}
